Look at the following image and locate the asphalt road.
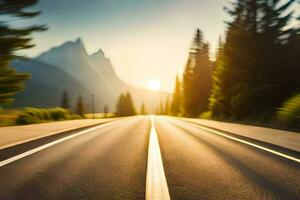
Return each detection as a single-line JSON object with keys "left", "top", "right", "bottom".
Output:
{"left": 0, "top": 116, "right": 299, "bottom": 200}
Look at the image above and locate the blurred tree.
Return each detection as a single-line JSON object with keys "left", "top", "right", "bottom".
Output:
{"left": 253, "top": 0, "right": 297, "bottom": 115}
{"left": 170, "top": 75, "right": 181, "bottom": 115}
{"left": 210, "top": 0, "right": 298, "bottom": 120}
{"left": 61, "top": 90, "right": 70, "bottom": 110}
{"left": 210, "top": 0, "right": 256, "bottom": 119}
{"left": 159, "top": 100, "right": 164, "bottom": 115}
{"left": 183, "top": 58, "right": 193, "bottom": 117}
{"left": 192, "top": 42, "right": 212, "bottom": 115}
{"left": 75, "top": 95, "right": 85, "bottom": 117}
{"left": 0, "top": 0, "right": 46, "bottom": 105}
{"left": 125, "top": 92, "right": 136, "bottom": 116}
{"left": 103, "top": 105, "right": 108, "bottom": 118}
{"left": 183, "top": 29, "right": 212, "bottom": 117}
{"left": 164, "top": 97, "right": 170, "bottom": 115}
{"left": 140, "top": 102, "right": 146, "bottom": 115}
{"left": 116, "top": 92, "right": 136, "bottom": 116}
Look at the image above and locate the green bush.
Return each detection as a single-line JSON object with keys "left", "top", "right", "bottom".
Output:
{"left": 15, "top": 107, "right": 70, "bottom": 125}
{"left": 16, "top": 113, "right": 40, "bottom": 125}
{"left": 199, "top": 111, "right": 212, "bottom": 119}
{"left": 49, "top": 107, "right": 69, "bottom": 121}
{"left": 40, "top": 109, "right": 52, "bottom": 120}
{"left": 276, "top": 94, "right": 300, "bottom": 128}
{"left": 24, "top": 107, "right": 44, "bottom": 119}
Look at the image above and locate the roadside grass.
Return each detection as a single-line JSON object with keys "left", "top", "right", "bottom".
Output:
{"left": 85, "top": 113, "right": 115, "bottom": 119}
{"left": 0, "top": 109, "right": 21, "bottom": 126}
{"left": 0, "top": 108, "right": 114, "bottom": 127}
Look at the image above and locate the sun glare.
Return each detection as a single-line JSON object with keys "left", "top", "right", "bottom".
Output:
{"left": 147, "top": 79, "right": 161, "bottom": 91}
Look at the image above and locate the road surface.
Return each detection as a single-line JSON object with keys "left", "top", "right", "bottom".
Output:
{"left": 0, "top": 116, "right": 299, "bottom": 200}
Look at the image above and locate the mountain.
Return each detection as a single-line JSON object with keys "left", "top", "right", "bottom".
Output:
{"left": 12, "top": 38, "right": 169, "bottom": 112}
{"left": 12, "top": 58, "right": 92, "bottom": 109}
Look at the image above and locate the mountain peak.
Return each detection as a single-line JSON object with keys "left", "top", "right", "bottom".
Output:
{"left": 91, "top": 49, "right": 105, "bottom": 57}
{"left": 36, "top": 38, "right": 87, "bottom": 60}
{"left": 75, "top": 37, "right": 84, "bottom": 45}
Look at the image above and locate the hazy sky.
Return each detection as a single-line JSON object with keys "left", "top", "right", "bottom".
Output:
{"left": 20, "top": 0, "right": 298, "bottom": 91}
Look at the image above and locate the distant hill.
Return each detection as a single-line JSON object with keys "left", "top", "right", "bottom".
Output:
{"left": 12, "top": 58, "right": 92, "bottom": 110}
{"left": 12, "top": 38, "right": 169, "bottom": 112}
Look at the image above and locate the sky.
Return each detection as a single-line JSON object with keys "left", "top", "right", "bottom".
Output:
{"left": 19, "top": 0, "right": 298, "bottom": 92}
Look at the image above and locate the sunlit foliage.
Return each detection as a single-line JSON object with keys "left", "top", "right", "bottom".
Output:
{"left": 0, "top": 0, "right": 46, "bottom": 105}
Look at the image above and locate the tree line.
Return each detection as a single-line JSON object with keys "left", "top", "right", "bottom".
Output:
{"left": 169, "top": 0, "right": 300, "bottom": 127}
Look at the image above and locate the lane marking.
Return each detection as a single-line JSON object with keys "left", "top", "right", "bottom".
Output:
{"left": 0, "top": 120, "right": 121, "bottom": 168}
{"left": 0, "top": 120, "right": 115, "bottom": 150}
{"left": 168, "top": 117, "right": 300, "bottom": 164}
{"left": 146, "top": 116, "right": 171, "bottom": 200}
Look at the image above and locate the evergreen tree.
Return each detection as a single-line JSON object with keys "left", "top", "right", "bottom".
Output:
{"left": 254, "top": 0, "right": 298, "bottom": 113}
{"left": 115, "top": 92, "right": 136, "bottom": 116}
{"left": 210, "top": 0, "right": 298, "bottom": 120}
{"left": 183, "top": 29, "right": 212, "bottom": 117}
{"left": 192, "top": 42, "right": 212, "bottom": 115}
{"left": 103, "top": 105, "right": 108, "bottom": 118}
{"left": 183, "top": 58, "right": 194, "bottom": 117}
{"left": 171, "top": 75, "right": 181, "bottom": 115}
{"left": 116, "top": 93, "right": 125, "bottom": 116}
{"left": 140, "top": 103, "right": 146, "bottom": 115}
{"left": 61, "top": 90, "right": 70, "bottom": 110}
{"left": 164, "top": 97, "right": 170, "bottom": 115}
{"left": 211, "top": 0, "right": 261, "bottom": 119}
{"left": 0, "top": 0, "right": 46, "bottom": 105}
{"left": 75, "top": 95, "right": 85, "bottom": 117}
{"left": 125, "top": 92, "right": 136, "bottom": 116}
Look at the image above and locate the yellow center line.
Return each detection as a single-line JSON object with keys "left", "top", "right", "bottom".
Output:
{"left": 146, "top": 116, "right": 171, "bottom": 200}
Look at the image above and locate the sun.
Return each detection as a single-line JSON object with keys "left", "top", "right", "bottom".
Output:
{"left": 147, "top": 79, "right": 161, "bottom": 91}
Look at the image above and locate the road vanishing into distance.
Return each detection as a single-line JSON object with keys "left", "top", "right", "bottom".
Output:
{"left": 0, "top": 116, "right": 299, "bottom": 200}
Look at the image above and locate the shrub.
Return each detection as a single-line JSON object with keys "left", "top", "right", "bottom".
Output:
{"left": 199, "top": 111, "right": 212, "bottom": 119}
{"left": 276, "top": 94, "right": 300, "bottom": 128}
{"left": 24, "top": 108, "right": 41, "bottom": 118}
{"left": 49, "top": 107, "right": 69, "bottom": 121}
{"left": 16, "top": 113, "right": 40, "bottom": 125}
{"left": 40, "top": 109, "right": 52, "bottom": 120}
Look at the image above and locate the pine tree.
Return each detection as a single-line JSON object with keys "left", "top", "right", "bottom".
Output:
{"left": 125, "top": 92, "right": 136, "bottom": 116}
{"left": 210, "top": 0, "right": 298, "bottom": 120}
{"left": 116, "top": 92, "right": 136, "bottom": 116}
{"left": 183, "top": 29, "right": 212, "bottom": 117}
{"left": 171, "top": 75, "right": 181, "bottom": 115}
{"left": 164, "top": 97, "right": 170, "bottom": 115}
{"left": 116, "top": 93, "right": 125, "bottom": 116}
{"left": 61, "top": 90, "right": 70, "bottom": 110}
{"left": 253, "top": 0, "right": 297, "bottom": 113}
{"left": 103, "top": 105, "right": 108, "bottom": 118}
{"left": 209, "top": 37, "right": 225, "bottom": 117}
{"left": 210, "top": 0, "right": 256, "bottom": 119}
{"left": 75, "top": 95, "right": 85, "bottom": 117}
{"left": 193, "top": 42, "right": 212, "bottom": 115}
{"left": 140, "top": 103, "right": 146, "bottom": 115}
{"left": 0, "top": 0, "right": 46, "bottom": 105}
{"left": 183, "top": 58, "right": 194, "bottom": 117}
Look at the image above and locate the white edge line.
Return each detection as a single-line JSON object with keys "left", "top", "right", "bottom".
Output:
{"left": 146, "top": 115, "right": 171, "bottom": 200}
{"left": 166, "top": 117, "right": 300, "bottom": 164}
{"left": 0, "top": 120, "right": 120, "bottom": 168}
{"left": 0, "top": 120, "right": 115, "bottom": 151}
